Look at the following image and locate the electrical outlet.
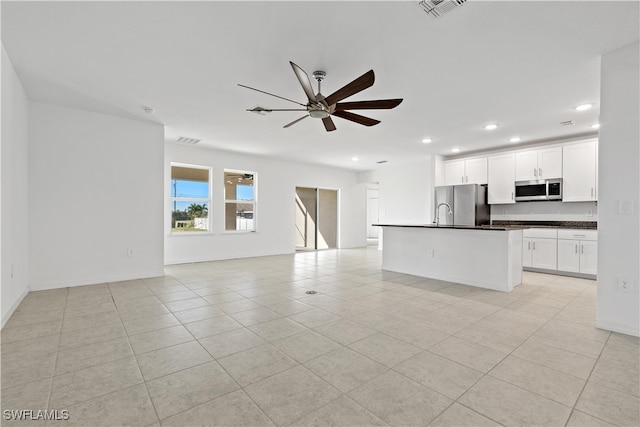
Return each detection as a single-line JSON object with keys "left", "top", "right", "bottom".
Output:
{"left": 617, "top": 277, "right": 633, "bottom": 292}
{"left": 127, "top": 248, "right": 134, "bottom": 257}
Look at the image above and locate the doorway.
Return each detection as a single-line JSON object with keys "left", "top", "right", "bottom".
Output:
{"left": 366, "top": 188, "right": 380, "bottom": 246}
{"left": 295, "top": 187, "right": 338, "bottom": 251}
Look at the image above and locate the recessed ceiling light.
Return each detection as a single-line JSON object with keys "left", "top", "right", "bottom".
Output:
{"left": 352, "top": 156, "right": 359, "bottom": 162}
{"left": 422, "top": 138, "right": 432, "bottom": 143}
{"left": 591, "top": 123, "right": 601, "bottom": 129}
{"left": 575, "top": 104, "right": 593, "bottom": 111}
{"left": 451, "top": 148, "right": 461, "bottom": 153}
{"left": 509, "top": 137, "right": 521, "bottom": 143}
{"left": 484, "top": 123, "right": 498, "bottom": 130}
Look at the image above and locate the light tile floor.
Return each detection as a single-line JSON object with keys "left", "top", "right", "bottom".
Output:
{"left": 1, "top": 248, "right": 639, "bottom": 426}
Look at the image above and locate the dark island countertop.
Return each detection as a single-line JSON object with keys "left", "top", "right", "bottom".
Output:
{"left": 374, "top": 220, "right": 597, "bottom": 231}
{"left": 373, "top": 224, "right": 523, "bottom": 231}
{"left": 491, "top": 220, "right": 597, "bottom": 229}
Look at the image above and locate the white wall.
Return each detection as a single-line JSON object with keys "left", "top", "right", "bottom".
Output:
{"left": 28, "top": 103, "right": 165, "bottom": 289}
{"left": 1, "top": 45, "right": 30, "bottom": 326}
{"left": 597, "top": 41, "right": 640, "bottom": 336}
{"left": 165, "top": 143, "right": 366, "bottom": 264}
{"left": 377, "top": 156, "right": 434, "bottom": 224}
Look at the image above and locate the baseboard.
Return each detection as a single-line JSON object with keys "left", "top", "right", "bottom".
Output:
{"left": 28, "top": 269, "right": 166, "bottom": 291}
{"left": 1, "top": 286, "right": 30, "bottom": 329}
{"left": 164, "top": 250, "right": 295, "bottom": 266}
{"left": 596, "top": 318, "right": 640, "bottom": 337}
{"left": 523, "top": 267, "right": 596, "bottom": 280}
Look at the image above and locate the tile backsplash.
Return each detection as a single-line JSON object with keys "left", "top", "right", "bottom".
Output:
{"left": 490, "top": 201, "right": 597, "bottom": 222}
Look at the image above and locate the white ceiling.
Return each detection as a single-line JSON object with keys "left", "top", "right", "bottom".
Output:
{"left": 2, "top": 1, "right": 638, "bottom": 171}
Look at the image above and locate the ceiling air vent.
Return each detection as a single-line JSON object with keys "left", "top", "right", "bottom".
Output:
{"left": 376, "top": 160, "right": 388, "bottom": 164}
{"left": 176, "top": 136, "right": 201, "bottom": 144}
{"left": 419, "top": 0, "right": 467, "bottom": 18}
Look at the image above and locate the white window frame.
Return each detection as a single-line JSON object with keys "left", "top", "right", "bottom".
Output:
{"left": 224, "top": 169, "right": 257, "bottom": 233}
{"left": 170, "top": 163, "right": 212, "bottom": 235}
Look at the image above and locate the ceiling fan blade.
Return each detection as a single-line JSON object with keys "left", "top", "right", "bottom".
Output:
{"left": 283, "top": 115, "right": 309, "bottom": 128}
{"left": 332, "top": 110, "right": 380, "bottom": 127}
{"left": 238, "top": 84, "right": 306, "bottom": 107}
{"left": 247, "top": 107, "right": 308, "bottom": 112}
{"left": 335, "top": 99, "right": 403, "bottom": 111}
{"left": 322, "top": 117, "right": 337, "bottom": 132}
{"left": 324, "top": 70, "right": 375, "bottom": 106}
{"left": 290, "top": 62, "right": 317, "bottom": 104}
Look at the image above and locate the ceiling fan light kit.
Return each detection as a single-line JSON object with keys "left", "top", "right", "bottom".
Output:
{"left": 239, "top": 61, "right": 403, "bottom": 132}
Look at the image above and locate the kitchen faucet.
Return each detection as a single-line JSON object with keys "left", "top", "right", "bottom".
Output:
{"left": 435, "top": 202, "right": 453, "bottom": 226}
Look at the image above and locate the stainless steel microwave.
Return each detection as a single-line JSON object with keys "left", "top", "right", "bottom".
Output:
{"left": 515, "top": 179, "right": 562, "bottom": 201}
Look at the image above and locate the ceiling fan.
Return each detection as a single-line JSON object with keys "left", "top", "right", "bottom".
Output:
{"left": 238, "top": 61, "right": 403, "bottom": 132}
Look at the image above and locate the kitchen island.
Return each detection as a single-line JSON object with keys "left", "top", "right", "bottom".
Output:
{"left": 376, "top": 224, "right": 523, "bottom": 292}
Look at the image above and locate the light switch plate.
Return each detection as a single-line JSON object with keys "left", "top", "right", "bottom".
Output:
{"left": 618, "top": 200, "right": 634, "bottom": 215}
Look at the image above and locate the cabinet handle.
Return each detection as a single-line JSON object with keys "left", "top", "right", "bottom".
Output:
{"left": 581, "top": 244, "right": 584, "bottom": 254}
{"left": 539, "top": 168, "right": 542, "bottom": 177}
{"left": 534, "top": 168, "right": 537, "bottom": 177}
{"left": 528, "top": 242, "right": 531, "bottom": 250}
{"left": 575, "top": 244, "right": 578, "bottom": 254}
{"left": 462, "top": 175, "right": 465, "bottom": 183}
{"left": 533, "top": 242, "right": 536, "bottom": 250}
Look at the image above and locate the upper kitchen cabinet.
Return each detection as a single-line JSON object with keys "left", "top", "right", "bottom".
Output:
{"left": 563, "top": 140, "right": 598, "bottom": 202}
{"left": 515, "top": 147, "right": 562, "bottom": 181}
{"left": 488, "top": 153, "right": 516, "bottom": 204}
{"left": 444, "top": 157, "right": 487, "bottom": 185}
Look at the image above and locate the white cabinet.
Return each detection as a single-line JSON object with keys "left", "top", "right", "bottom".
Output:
{"left": 444, "top": 157, "right": 487, "bottom": 185}
{"left": 488, "top": 153, "right": 515, "bottom": 204}
{"left": 563, "top": 140, "right": 597, "bottom": 202}
{"left": 444, "top": 160, "right": 465, "bottom": 185}
{"left": 557, "top": 240, "right": 580, "bottom": 272}
{"left": 523, "top": 229, "right": 558, "bottom": 270}
{"left": 557, "top": 229, "right": 597, "bottom": 275}
{"left": 515, "top": 147, "right": 562, "bottom": 181}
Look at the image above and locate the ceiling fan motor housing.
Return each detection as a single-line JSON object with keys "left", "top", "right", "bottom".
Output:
{"left": 309, "top": 109, "right": 330, "bottom": 119}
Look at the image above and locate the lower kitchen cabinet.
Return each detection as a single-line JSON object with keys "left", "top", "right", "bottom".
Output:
{"left": 557, "top": 229, "right": 598, "bottom": 275}
{"left": 522, "top": 228, "right": 558, "bottom": 270}
{"left": 523, "top": 237, "right": 558, "bottom": 270}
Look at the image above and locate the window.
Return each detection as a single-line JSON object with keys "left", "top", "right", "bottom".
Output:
{"left": 170, "top": 164, "right": 211, "bottom": 232}
{"left": 224, "top": 170, "right": 256, "bottom": 231}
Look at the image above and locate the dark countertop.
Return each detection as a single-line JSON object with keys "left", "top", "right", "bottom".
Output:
{"left": 491, "top": 220, "right": 597, "bottom": 230}
{"left": 373, "top": 224, "right": 521, "bottom": 231}
{"left": 374, "top": 220, "right": 598, "bottom": 231}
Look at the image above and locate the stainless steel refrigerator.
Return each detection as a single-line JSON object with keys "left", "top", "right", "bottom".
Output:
{"left": 433, "top": 184, "right": 490, "bottom": 226}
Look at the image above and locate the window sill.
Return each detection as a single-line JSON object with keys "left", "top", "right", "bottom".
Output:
{"left": 222, "top": 230, "right": 256, "bottom": 234}
{"left": 168, "top": 232, "right": 214, "bottom": 237}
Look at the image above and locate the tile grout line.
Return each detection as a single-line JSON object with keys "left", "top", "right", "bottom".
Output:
{"left": 149, "top": 286, "right": 279, "bottom": 427}
{"left": 563, "top": 332, "right": 613, "bottom": 427}
{"left": 109, "top": 282, "right": 166, "bottom": 423}
{"left": 441, "top": 282, "right": 603, "bottom": 426}
{"left": 114, "top": 283, "right": 164, "bottom": 426}
{"left": 45, "top": 287, "right": 69, "bottom": 412}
